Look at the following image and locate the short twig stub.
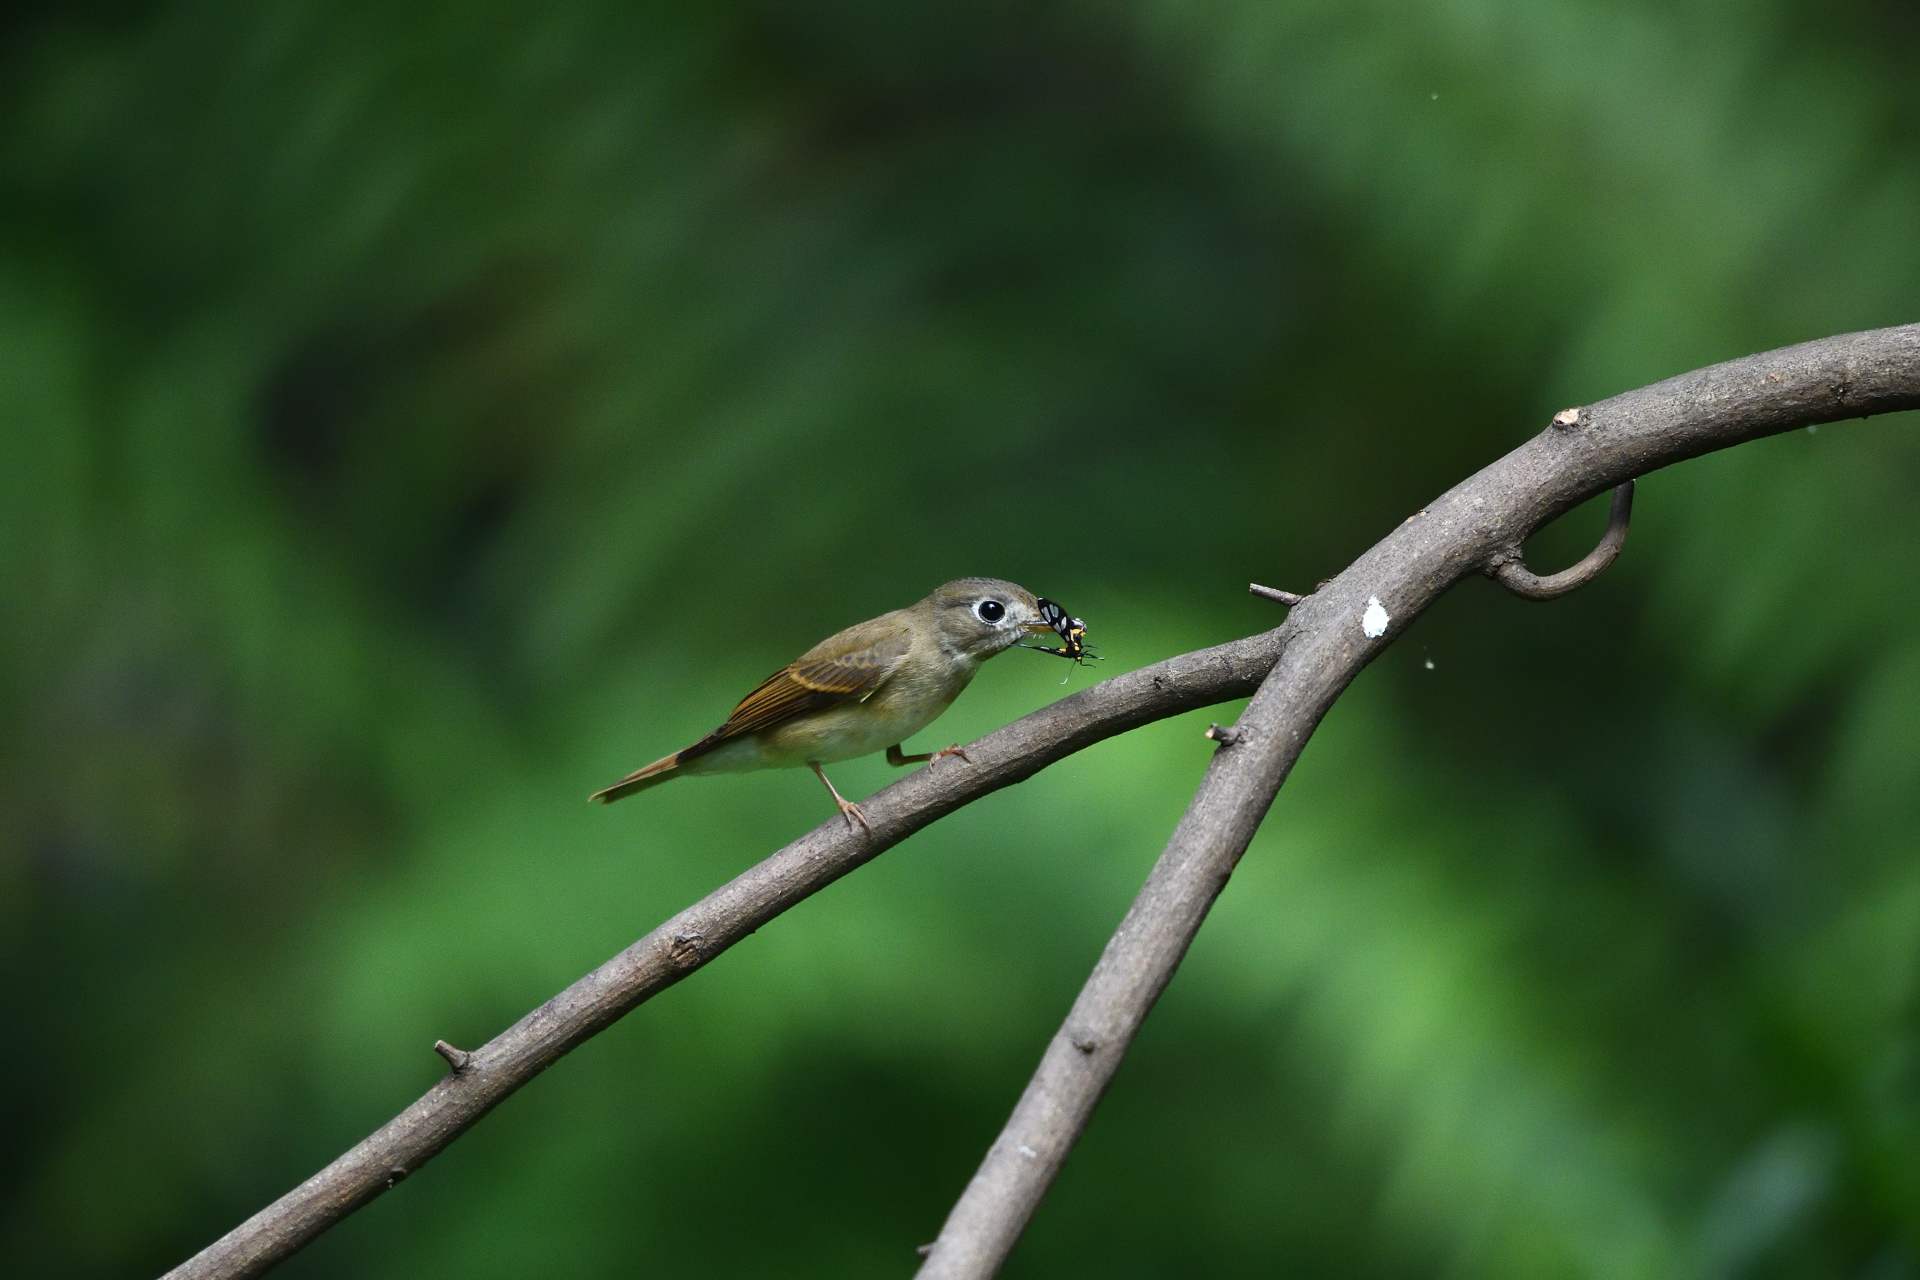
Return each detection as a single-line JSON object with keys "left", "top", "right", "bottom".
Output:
{"left": 1248, "top": 582, "right": 1305, "bottom": 606}
{"left": 668, "top": 931, "right": 707, "bottom": 970}
{"left": 432, "top": 1040, "right": 472, "bottom": 1073}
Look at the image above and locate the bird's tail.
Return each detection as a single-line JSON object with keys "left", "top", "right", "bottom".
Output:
{"left": 589, "top": 752, "right": 683, "bottom": 804}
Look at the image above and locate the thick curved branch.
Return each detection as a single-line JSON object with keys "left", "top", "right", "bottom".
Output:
{"left": 164, "top": 632, "right": 1287, "bottom": 1279}
{"left": 914, "top": 323, "right": 1920, "bottom": 1278}
{"left": 1489, "top": 480, "right": 1635, "bottom": 599}
{"left": 167, "top": 324, "right": 1919, "bottom": 1280}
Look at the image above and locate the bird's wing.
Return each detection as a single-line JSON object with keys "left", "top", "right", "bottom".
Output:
{"left": 706, "top": 617, "right": 913, "bottom": 743}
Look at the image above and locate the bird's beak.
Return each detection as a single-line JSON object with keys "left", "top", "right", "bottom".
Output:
{"left": 1024, "top": 620, "right": 1055, "bottom": 635}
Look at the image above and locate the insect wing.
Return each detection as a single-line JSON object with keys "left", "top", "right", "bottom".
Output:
{"left": 1034, "top": 596, "right": 1097, "bottom": 664}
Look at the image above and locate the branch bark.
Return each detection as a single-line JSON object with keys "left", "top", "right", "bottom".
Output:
{"left": 166, "top": 324, "right": 1920, "bottom": 1280}
{"left": 912, "top": 323, "right": 1920, "bottom": 1277}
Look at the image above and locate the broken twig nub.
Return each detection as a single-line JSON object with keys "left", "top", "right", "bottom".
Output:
{"left": 432, "top": 1040, "right": 472, "bottom": 1073}
{"left": 1248, "top": 583, "right": 1305, "bottom": 606}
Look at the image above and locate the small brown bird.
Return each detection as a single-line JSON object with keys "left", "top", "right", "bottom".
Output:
{"left": 591, "top": 577, "right": 1057, "bottom": 831}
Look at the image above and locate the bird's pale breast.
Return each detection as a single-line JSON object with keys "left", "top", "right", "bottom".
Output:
{"left": 758, "top": 650, "right": 978, "bottom": 766}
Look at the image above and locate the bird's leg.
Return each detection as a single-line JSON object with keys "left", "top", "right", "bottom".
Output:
{"left": 886, "top": 743, "right": 971, "bottom": 770}
{"left": 809, "top": 761, "right": 870, "bottom": 833}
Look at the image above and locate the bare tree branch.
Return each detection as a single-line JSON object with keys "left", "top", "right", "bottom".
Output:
{"left": 164, "top": 632, "right": 1288, "bottom": 1278}
{"left": 166, "top": 324, "right": 1919, "bottom": 1280}
{"left": 913, "top": 323, "right": 1920, "bottom": 1278}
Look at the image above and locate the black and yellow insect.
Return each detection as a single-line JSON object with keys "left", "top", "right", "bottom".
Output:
{"left": 1031, "top": 597, "right": 1100, "bottom": 664}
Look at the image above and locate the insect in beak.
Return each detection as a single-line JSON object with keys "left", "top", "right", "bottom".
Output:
{"left": 1025, "top": 597, "right": 1102, "bottom": 667}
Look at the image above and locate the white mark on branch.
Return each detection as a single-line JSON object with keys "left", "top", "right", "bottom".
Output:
{"left": 1362, "top": 597, "right": 1390, "bottom": 639}
{"left": 1017, "top": 1144, "right": 1037, "bottom": 1161}
{"left": 1552, "top": 406, "right": 1583, "bottom": 429}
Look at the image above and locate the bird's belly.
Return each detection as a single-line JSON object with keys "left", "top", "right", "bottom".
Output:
{"left": 757, "top": 681, "right": 964, "bottom": 766}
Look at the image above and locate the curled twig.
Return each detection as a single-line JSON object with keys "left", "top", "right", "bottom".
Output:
{"left": 1488, "top": 481, "right": 1635, "bottom": 600}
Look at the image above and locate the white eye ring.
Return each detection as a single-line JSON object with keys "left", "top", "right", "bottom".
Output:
{"left": 975, "top": 599, "right": 1007, "bottom": 624}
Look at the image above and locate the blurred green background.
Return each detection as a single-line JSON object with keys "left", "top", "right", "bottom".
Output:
{"left": 5, "top": 2, "right": 1918, "bottom": 1276}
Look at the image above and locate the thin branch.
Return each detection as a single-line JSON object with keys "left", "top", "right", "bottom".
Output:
{"left": 164, "top": 324, "right": 1920, "bottom": 1280}
{"left": 1489, "top": 480, "right": 1636, "bottom": 599}
{"left": 163, "top": 632, "right": 1287, "bottom": 1279}
{"left": 913, "top": 323, "right": 1920, "bottom": 1278}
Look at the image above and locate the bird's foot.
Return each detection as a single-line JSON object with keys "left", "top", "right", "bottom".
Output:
{"left": 810, "top": 761, "right": 870, "bottom": 834}
{"left": 834, "top": 796, "right": 872, "bottom": 833}
{"left": 926, "top": 744, "right": 971, "bottom": 771}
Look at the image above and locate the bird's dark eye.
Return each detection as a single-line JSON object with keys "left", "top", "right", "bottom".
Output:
{"left": 976, "top": 599, "right": 1006, "bottom": 623}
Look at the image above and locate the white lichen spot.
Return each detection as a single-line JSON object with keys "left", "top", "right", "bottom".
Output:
{"left": 1017, "top": 1144, "right": 1038, "bottom": 1160}
{"left": 1362, "top": 596, "right": 1390, "bottom": 639}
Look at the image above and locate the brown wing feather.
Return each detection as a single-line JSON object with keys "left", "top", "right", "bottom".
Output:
{"left": 684, "top": 620, "right": 913, "bottom": 755}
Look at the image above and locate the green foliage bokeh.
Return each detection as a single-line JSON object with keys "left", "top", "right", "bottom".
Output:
{"left": 4, "top": 3, "right": 1918, "bottom": 1276}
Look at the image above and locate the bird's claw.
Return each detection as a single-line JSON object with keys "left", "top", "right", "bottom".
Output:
{"left": 837, "top": 798, "right": 872, "bottom": 833}
{"left": 926, "top": 744, "right": 971, "bottom": 771}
